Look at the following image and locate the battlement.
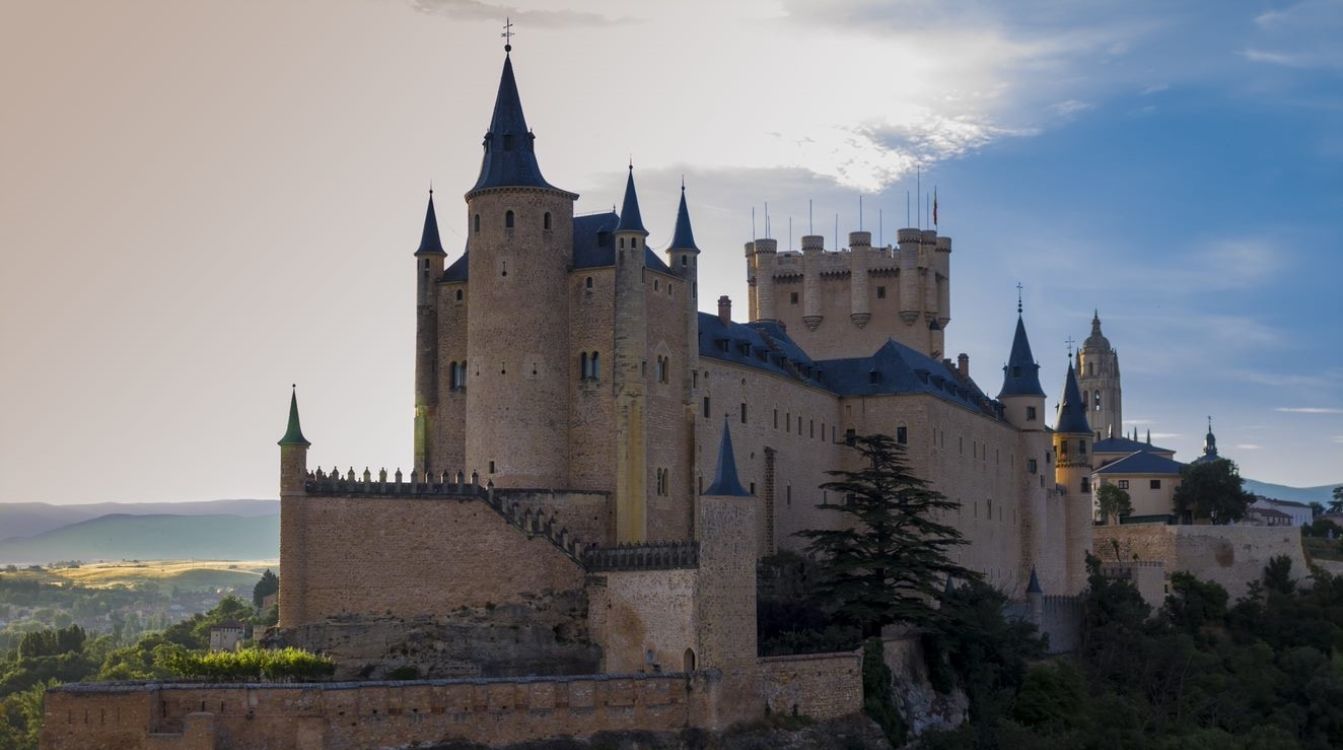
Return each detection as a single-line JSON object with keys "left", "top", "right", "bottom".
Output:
{"left": 585, "top": 541, "right": 700, "bottom": 572}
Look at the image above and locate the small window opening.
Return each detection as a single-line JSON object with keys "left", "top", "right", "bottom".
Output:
{"left": 505, "top": 210, "right": 515, "bottom": 228}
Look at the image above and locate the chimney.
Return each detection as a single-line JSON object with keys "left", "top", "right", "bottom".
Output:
{"left": 718, "top": 295, "right": 732, "bottom": 325}
{"left": 957, "top": 353, "right": 969, "bottom": 379}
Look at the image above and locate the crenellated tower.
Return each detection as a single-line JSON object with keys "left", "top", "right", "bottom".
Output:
{"left": 1076, "top": 310, "right": 1122, "bottom": 440}
{"left": 613, "top": 167, "right": 649, "bottom": 542}
{"left": 413, "top": 190, "right": 446, "bottom": 474}
{"left": 463, "top": 50, "right": 577, "bottom": 488}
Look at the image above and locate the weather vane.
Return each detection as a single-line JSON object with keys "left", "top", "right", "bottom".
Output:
{"left": 501, "top": 17, "right": 514, "bottom": 52}
{"left": 1016, "top": 282, "right": 1023, "bottom": 315}
{"left": 1065, "top": 336, "right": 1076, "bottom": 357}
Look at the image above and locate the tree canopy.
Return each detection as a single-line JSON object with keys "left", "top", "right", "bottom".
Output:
{"left": 1095, "top": 483, "right": 1132, "bottom": 525}
{"left": 1173, "top": 458, "right": 1254, "bottom": 524}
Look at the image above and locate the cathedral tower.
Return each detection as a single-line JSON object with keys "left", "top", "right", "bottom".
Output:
{"left": 1076, "top": 310, "right": 1122, "bottom": 440}
{"left": 463, "top": 50, "right": 578, "bottom": 488}
{"left": 413, "top": 190, "right": 446, "bottom": 473}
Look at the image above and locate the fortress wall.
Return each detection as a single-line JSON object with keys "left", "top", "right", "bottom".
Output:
{"left": 1037, "top": 595, "right": 1083, "bottom": 654}
{"left": 502, "top": 489, "right": 611, "bottom": 549}
{"left": 568, "top": 267, "right": 617, "bottom": 498}
{"left": 42, "top": 675, "right": 692, "bottom": 750}
{"left": 285, "top": 493, "right": 585, "bottom": 623}
{"left": 588, "top": 568, "right": 697, "bottom": 674}
{"left": 645, "top": 270, "right": 694, "bottom": 541}
{"left": 757, "top": 652, "right": 863, "bottom": 721}
{"left": 1094, "top": 523, "right": 1307, "bottom": 599}
{"left": 696, "top": 361, "right": 843, "bottom": 555}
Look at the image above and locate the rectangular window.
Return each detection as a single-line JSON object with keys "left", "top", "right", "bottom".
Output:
{"left": 1079, "top": 440, "right": 1088, "bottom": 456}
{"left": 703, "top": 397, "right": 710, "bottom": 419}
{"left": 790, "top": 292, "right": 799, "bottom": 304}
{"left": 1026, "top": 406, "right": 1037, "bottom": 421}
{"left": 1117, "top": 480, "right": 1129, "bottom": 490}
{"left": 1150, "top": 479, "right": 1162, "bottom": 490}
{"left": 773, "top": 409, "right": 779, "bottom": 429}
{"left": 1027, "top": 458, "right": 1038, "bottom": 474}
{"left": 740, "top": 403, "right": 748, "bottom": 424}
{"left": 897, "top": 426, "right": 908, "bottom": 444}
{"left": 786, "top": 485, "right": 792, "bottom": 507}
{"left": 876, "top": 286, "right": 886, "bottom": 299}
{"left": 809, "top": 420, "right": 814, "bottom": 438}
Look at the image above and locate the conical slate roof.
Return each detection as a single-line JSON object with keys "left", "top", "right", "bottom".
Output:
{"left": 668, "top": 184, "right": 699, "bottom": 252}
{"left": 1055, "top": 361, "right": 1091, "bottom": 435}
{"left": 278, "top": 387, "right": 310, "bottom": 447}
{"left": 1026, "top": 566, "right": 1043, "bottom": 594}
{"left": 415, "top": 191, "right": 445, "bottom": 256}
{"left": 704, "top": 418, "right": 749, "bottom": 496}
{"left": 998, "top": 316, "right": 1045, "bottom": 398}
{"left": 468, "top": 54, "right": 560, "bottom": 195}
{"left": 615, "top": 166, "right": 647, "bottom": 233}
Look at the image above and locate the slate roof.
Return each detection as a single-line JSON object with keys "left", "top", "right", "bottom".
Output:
{"left": 998, "top": 316, "right": 1045, "bottom": 398}
{"left": 615, "top": 168, "right": 647, "bottom": 233}
{"left": 704, "top": 419, "right": 750, "bottom": 496}
{"left": 1055, "top": 362, "right": 1091, "bottom": 434}
{"left": 1094, "top": 451, "right": 1184, "bottom": 476}
{"left": 1094, "top": 436, "right": 1173, "bottom": 455}
{"left": 278, "top": 387, "right": 310, "bottom": 448}
{"left": 443, "top": 252, "right": 469, "bottom": 282}
{"left": 468, "top": 54, "right": 564, "bottom": 196}
{"left": 415, "top": 192, "right": 445, "bottom": 256}
{"left": 441, "top": 211, "right": 673, "bottom": 282}
{"left": 669, "top": 186, "right": 699, "bottom": 252}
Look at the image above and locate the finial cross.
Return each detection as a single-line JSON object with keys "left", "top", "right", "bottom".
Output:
{"left": 1065, "top": 336, "right": 1076, "bottom": 356}
{"left": 1016, "top": 282, "right": 1023, "bottom": 314}
{"left": 501, "top": 17, "right": 514, "bottom": 50}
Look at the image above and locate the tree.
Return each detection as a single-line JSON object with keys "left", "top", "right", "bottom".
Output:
{"left": 1330, "top": 486, "right": 1343, "bottom": 514}
{"left": 1096, "top": 483, "right": 1133, "bottom": 525}
{"left": 797, "top": 434, "right": 977, "bottom": 637}
{"left": 1173, "top": 458, "right": 1254, "bottom": 524}
{"left": 252, "top": 569, "right": 279, "bottom": 609}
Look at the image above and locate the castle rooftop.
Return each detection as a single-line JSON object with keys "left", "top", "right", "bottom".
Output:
{"left": 468, "top": 52, "right": 567, "bottom": 197}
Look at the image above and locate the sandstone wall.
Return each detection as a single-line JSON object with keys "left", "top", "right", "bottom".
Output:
{"left": 587, "top": 568, "right": 697, "bottom": 675}
{"left": 1094, "top": 523, "right": 1307, "bottom": 599}
{"left": 283, "top": 492, "right": 585, "bottom": 624}
{"left": 644, "top": 268, "right": 694, "bottom": 541}
{"left": 41, "top": 675, "right": 692, "bottom": 750}
{"left": 757, "top": 652, "right": 863, "bottom": 721}
{"left": 568, "top": 267, "right": 617, "bottom": 496}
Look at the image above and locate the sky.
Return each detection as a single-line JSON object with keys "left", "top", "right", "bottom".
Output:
{"left": 1, "top": 0, "right": 1340, "bottom": 505}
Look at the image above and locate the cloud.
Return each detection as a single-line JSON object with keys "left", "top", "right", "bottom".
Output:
{"left": 409, "top": 0, "right": 625, "bottom": 27}
{"left": 1235, "top": 444, "right": 1263, "bottom": 450}
{"left": 1051, "top": 100, "right": 1094, "bottom": 117}
{"left": 1275, "top": 407, "right": 1343, "bottom": 414}
{"left": 1333, "top": 436, "right": 1343, "bottom": 444}
{"left": 1150, "top": 432, "right": 1181, "bottom": 440}
{"left": 1122, "top": 418, "right": 1154, "bottom": 425}
{"left": 1245, "top": 0, "right": 1343, "bottom": 70}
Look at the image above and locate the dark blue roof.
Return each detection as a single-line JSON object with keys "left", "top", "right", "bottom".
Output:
{"left": 572, "top": 211, "right": 671, "bottom": 273}
{"left": 415, "top": 192, "right": 446, "bottom": 256}
{"left": 1094, "top": 436, "right": 1172, "bottom": 455}
{"left": 1055, "top": 362, "right": 1091, "bottom": 434}
{"left": 1095, "top": 451, "right": 1184, "bottom": 476}
{"left": 468, "top": 54, "right": 563, "bottom": 196}
{"left": 615, "top": 168, "right": 647, "bottom": 233}
{"left": 704, "top": 419, "right": 750, "bottom": 496}
{"left": 697, "top": 313, "right": 826, "bottom": 387}
{"left": 443, "top": 252, "right": 469, "bottom": 282}
{"left": 998, "top": 316, "right": 1044, "bottom": 398}
{"left": 668, "top": 186, "right": 699, "bottom": 252}
{"left": 1026, "top": 567, "right": 1042, "bottom": 594}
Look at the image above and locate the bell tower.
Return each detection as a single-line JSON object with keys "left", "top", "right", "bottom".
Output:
{"left": 1077, "top": 310, "right": 1122, "bottom": 440}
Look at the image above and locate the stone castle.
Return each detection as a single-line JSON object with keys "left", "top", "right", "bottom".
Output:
{"left": 42, "top": 46, "right": 1184, "bottom": 750}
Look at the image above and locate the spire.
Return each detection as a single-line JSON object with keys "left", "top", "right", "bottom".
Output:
{"left": 998, "top": 314, "right": 1045, "bottom": 398}
{"left": 704, "top": 418, "right": 749, "bottom": 496}
{"left": 668, "top": 181, "right": 699, "bottom": 252}
{"left": 1204, "top": 416, "right": 1217, "bottom": 456}
{"left": 1085, "top": 309, "right": 1111, "bottom": 350}
{"left": 1055, "top": 359, "right": 1092, "bottom": 435}
{"left": 615, "top": 164, "right": 647, "bottom": 234}
{"left": 278, "top": 386, "right": 310, "bottom": 448}
{"left": 468, "top": 53, "right": 561, "bottom": 196}
{"left": 1026, "top": 566, "right": 1043, "bottom": 594}
{"left": 415, "top": 190, "right": 446, "bottom": 256}
{"left": 1146, "top": 428, "right": 1152, "bottom": 445}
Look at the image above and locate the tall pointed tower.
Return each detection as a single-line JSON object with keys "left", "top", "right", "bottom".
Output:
{"left": 463, "top": 48, "right": 577, "bottom": 488}
{"left": 413, "top": 190, "right": 446, "bottom": 474}
{"left": 1076, "top": 310, "right": 1122, "bottom": 440}
{"left": 613, "top": 166, "right": 650, "bottom": 542}
{"left": 997, "top": 300, "right": 1053, "bottom": 591}
{"left": 277, "top": 386, "right": 310, "bottom": 628}
{"left": 1053, "top": 358, "right": 1094, "bottom": 593}
{"left": 667, "top": 184, "right": 702, "bottom": 536}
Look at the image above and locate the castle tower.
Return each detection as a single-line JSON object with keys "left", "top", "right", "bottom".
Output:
{"left": 695, "top": 420, "right": 759, "bottom": 728}
{"left": 849, "top": 231, "right": 872, "bottom": 328}
{"left": 1076, "top": 310, "right": 1122, "bottom": 440}
{"left": 1053, "top": 358, "right": 1094, "bottom": 593}
{"left": 748, "top": 237, "right": 778, "bottom": 322}
{"left": 277, "top": 386, "right": 310, "bottom": 629}
{"left": 666, "top": 185, "right": 702, "bottom": 535}
{"left": 800, "top": 234, "right": 824, "bottom": 330}
{"left": 463, "top": 50, "right": 577, "bottom": 488}
{"left": 997, "top": 305, "right": 1052, "bottom": 589}
{"left": 413, "top": 190, "right": 446, "bottom": 474}
{"left": 613, "top": 166, "right": 650, "bottom": 542}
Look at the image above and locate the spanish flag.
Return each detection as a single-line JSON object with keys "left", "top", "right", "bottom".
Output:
{"left": 933, "top": 188, "right": 939, "bottom": 226}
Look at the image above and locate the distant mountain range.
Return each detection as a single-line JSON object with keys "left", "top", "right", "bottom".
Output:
{"left": 1242, "top": 480, "right": 1339, "bottom": 506}
{"left": 0, "top": 499, "right": 277, "bottom": 540}
{"left": 0, "top": 513, "right": 279, "bottom": 566}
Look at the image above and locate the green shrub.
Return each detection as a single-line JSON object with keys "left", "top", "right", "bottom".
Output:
{"left": 168, "top": 647, "right": 334, "bottom": 682}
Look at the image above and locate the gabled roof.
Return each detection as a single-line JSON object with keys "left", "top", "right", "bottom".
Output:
{"left": 1094, "top": 436, "right": 1173, "bottom": 455}
{"left": 704, "top": 419, "right": 750, "bottom": 496}
{"left": 1055, "top": 361, "right": 1091, "bottom": 435}
{"left": 468, "top": 54, "right": 564, "bottom": 196}
{"left": 999, "top": 316, "right": 1045, "bottom": 398}
{"left": 1094, "top": 451, "right": 1184, "bottom": 476}
{"left": 415, "top": 192, "right": 446, "bottom": 256}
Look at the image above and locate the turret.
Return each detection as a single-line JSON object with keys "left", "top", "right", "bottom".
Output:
{"left": 414, "top": 190, "right": 446, "bottom": 473}
{"left": 801, "top": 234, "right": 824, "bottom": 330}
{"left": 849, "top": 231, "right": 872, "bottom": 328}
{"left": 278, "top": 385, "right": 310, "bottom": 494}
{"left": 998, "top": 310, "right": 1046, "bottom": 430}
{"left": 897, "top": 228, "right": 920, "bottom": 324}
{"left": 613, "top": 166, "right": 649, "bottom": 543}
{"left": 1053, "top": 358, "right": 1095, "bottom": 593}
{"left": 463, "top": 49, "right": 576, "bottom": 489}
{"left": 920, "top": 230, "right": 938, "bottom": 322}
{"left": 750, "top": 238, "right": 778, "bottom": 321}
{"left": 1076, "top": 310, "right": 1122, "bottom": 440}
{"left": 277, "top": 386, "right": 309, "bottom": 628}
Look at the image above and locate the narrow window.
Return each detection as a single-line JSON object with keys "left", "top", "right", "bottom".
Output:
{"left": 877, "top": 286, "right": 886, "bottom": 299}
{"left": 1079, "top": 440, "right": 1087, "bottom": 456}
{"left": 703, "top": 397, "right": 711, "bottom": 418}
{"left": 1081, "top": 477, "right": 1091, "bottom": 493}
{"left": 488, "top": 461, "right": 496, "bottom": 473}
{"left": 543, "top": 212, "right": 552, "bottom": 230}
{"left": 1094, "top": 392, "right": 1102, "bottom": 410}
{"left": 740, "top": 402, "right": 747, "bottom": 424}
{"left": 1028, "top": 458, "right": 1038, "bottom": 474}
{"left": 455, "top": 289, "right": 463, "bottom": 301}
{"left": 790, "top": 292, "right": 799, "bottom": 305}
{"left": 585, "top": 276, "right": 593, "bottom": 289}
{"left": 1026, "top": 406, "right": 1037, "bottom": 421}
{"left": 897, "top": 426, "right": 908, "bottom": 445}
{"left": 449, "top": 361, "right": 458, "bottom": 389}
{"left": 503, "top": 133, "right": 514, "bottom": 150}
{"left": 786, "top": 485, "right": 792, "bottom": 507}
{"left": 505, "top": 210, "right": 515, "bottom": 228}
{"left": 591, "top": 352, "right": 600, "bottom": 380}
{"left": 681, "top": 255, "right": 687, "bottom": 267}
{"left": 773, "top": 409, "right": 779, "bottom": 429}
{"left": 473, "top": 214, "right": 480, "bottom": 233}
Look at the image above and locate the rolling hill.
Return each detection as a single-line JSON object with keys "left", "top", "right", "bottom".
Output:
{"left": 0, "top": 499, "right": 277, "bottom": 539}
{"left": 0, "top": 513, "right": 279, "bottom": 565}
{"left": 1242, "top": 479, "right": 1340, "bottom": 506}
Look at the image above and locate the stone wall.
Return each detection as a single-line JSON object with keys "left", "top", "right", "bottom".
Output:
{"left": 587, "top": 568, "right": 697, "bottom": 675}
{"left": 757, "top": 652, "right": 863, "bottom": 721}
{"left": 1094, "top": 523, "right": 1307, "bottom": 599}
{"left": 41, "top": 674, "right": 693, "bottom": 750}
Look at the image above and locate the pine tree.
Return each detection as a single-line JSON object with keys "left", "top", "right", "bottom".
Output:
{"left": 252, "top": 569, "right": 279, "bottom": 609}
{"left": 797, "top": 434, "right": 978, "bottom": 637}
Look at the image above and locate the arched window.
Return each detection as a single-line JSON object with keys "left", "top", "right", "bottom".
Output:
{"left": 683, "top": 649, "right": 696, "bottom": 672}
{"left": 505, "top": 210, "right": 515, "bottom": 228}
{"left": 619, "top": 237, "right": 625, "bottom": 249}
{"left": 473, "top": 214, "right": 480, "bottom": 233}
{"left": 580, "top": 352, "right": 589, "bottom": 380}
{"left": 585, "top": 276, "right": 593, "bottom": 289}
{"left": 1082, "top": 390, "right": 1089, "bottom": 408}
{"left": 543, "top": 212, "right": 552, "bottom": 230}
{"left": 455, "top": 289, "right": 463, "bottom": 301}
{"left": 1094, "top": 392, "right": 1101, "bottom": 410}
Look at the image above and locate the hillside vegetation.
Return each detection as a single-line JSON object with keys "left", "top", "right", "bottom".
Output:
{"left": 0, "top": 515, "right": 278, "bottom": 566}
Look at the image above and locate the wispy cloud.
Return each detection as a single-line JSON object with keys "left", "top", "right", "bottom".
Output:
{"left": 1235, "top": 443, "right": 1263, "bottom": 450}
{"left": 1276, "top": 407, "right": 1343, "bottom": 414}
{"left": 1333, "top": 436, "right": 1343, "bottom": 444}
{"left": 1247, "top": 0, "right": 1343, "bottom": 70}
{"left": 409, "top": 0, "right": 626, "bottom": 27}
{"left": 1150, "top": 432, "right": 1182, "bottom": 440}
